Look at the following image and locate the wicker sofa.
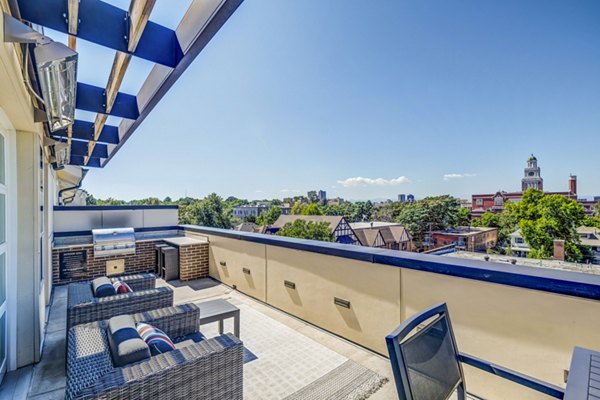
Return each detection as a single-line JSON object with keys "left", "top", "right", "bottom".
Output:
{"left": 67, "top": 273, "right": 174, "bottom": 329}
{"left": 66, "top": 303, "right": 244, "bottom": 400}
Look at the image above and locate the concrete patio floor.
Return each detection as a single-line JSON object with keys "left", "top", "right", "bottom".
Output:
{"left": 0, "top": 277, "right": 400, "bottom": 399}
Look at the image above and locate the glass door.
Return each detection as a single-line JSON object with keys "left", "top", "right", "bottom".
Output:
{"left": 0, "top": 132, "right": 7, "bottom": 380}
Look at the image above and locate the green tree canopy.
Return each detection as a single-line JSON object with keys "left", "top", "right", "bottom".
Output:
{"left": 256, "top": 206, "right": 282, "bottom": 226}
{"left": 276, "top": 220, "right": 335, "bottom": 242}
{"left": 395, "top": 195, "right": 461, "bottom": 245}
{"left": 301, "top": 203, "right": 324, "bottom": 216}
{"left": 471, "top": 212, "right": 501, "bottom": 228}
{"left": 178, "top": 193, "right": 232, "bottom": 228}
{"left": 513, "top": 189, "right": 585, "bottom": 262}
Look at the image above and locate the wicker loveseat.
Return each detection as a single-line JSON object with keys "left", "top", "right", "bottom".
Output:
{"left": 66, "top": 303, "right": 243, "bottom": 400}
{"left": 67, "top": 273, "right": 174, "bottom": 329}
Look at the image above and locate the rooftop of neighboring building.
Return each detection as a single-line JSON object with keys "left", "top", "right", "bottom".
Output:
{"left": 445, "top": 250, "right": 600, "bottom": 275}
{"left": 349, "top": 221, "right": 403, "bottom": 229}
{"left": 431, "top": 226, "right": 497, "bottom": 237}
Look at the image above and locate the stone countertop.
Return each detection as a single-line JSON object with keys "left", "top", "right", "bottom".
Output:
{"left": 163, "top": 237, "right": 208, "bottom": 247}
{"left": 53, "top": 230, "right": 182, "bottom": 249}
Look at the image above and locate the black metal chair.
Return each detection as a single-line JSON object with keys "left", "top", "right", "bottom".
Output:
{"left": 385, "top": 302, "right": 565, "bottom": 400}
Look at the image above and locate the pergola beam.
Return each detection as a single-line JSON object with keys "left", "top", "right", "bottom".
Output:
{"left": 85, "top": 0, "right": 155, "bottom": 165}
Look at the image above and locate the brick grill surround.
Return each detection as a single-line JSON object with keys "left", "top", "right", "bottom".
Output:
{"left": 52, "top": 239, "right": 210, "bottom": 284}
{"left": 52, "top": 240, "right": 161, "bottom": 285}
{"left": 178, "top": 242, "right": 209, "bottom": 281}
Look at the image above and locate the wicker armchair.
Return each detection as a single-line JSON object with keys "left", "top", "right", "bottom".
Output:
{"left": 66, "top": 304, "right": 244, "bottom": 400}
{"left": 67, "top": 273, "right": 174, "bottom": 329}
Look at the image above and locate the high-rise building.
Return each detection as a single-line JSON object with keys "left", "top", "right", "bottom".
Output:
{"left": 407, "top": 194, "right": 415, "bottom": 203}
{"left": 318, "top": 190, "right": 327, "bottom": 203}
{"left": 398, "top": 194, "right": 406, "bottom": 203}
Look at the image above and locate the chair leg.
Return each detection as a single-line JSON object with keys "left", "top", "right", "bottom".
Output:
{"left": 457, "top": 382, "right": 466, "bottom": 400}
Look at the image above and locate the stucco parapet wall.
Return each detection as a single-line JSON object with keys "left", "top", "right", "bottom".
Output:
{"left": 181, "top": 225, "right": 600, "bottom": 301}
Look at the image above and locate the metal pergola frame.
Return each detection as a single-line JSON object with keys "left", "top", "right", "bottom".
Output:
{"left": 13, "top": 0, "right": 243, "bottom": 167}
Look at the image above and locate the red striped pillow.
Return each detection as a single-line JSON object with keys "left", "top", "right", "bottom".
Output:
{"left": 112, "top": 280, "right": 133, "bottom": 294}
{"left": 136, "top": 323, "right": 176, "bottom": 355}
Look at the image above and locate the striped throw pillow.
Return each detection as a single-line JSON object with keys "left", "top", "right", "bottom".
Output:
{"left": 136, "top": 323, "right": 176, "bottom": 355}
{"left": 113, "top": 280, "right": 133, "bottom": 294}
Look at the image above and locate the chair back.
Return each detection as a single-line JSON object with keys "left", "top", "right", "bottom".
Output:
{"left": 385, "top": 303, "right": 466, "bottom": 400}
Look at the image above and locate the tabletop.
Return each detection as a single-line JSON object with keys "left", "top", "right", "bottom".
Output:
{"left": 565, "top": 346, "right": 600, "bottom": 400}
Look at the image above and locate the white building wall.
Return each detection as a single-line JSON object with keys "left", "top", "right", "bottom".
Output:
{"left": 0, "top": 107, "right": 18, "bottom": 374}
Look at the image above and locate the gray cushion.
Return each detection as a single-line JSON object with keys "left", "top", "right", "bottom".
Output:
{"left": 92, "top": 277, "right": 116, "bottom": 297}
{"left": 106, "top": 315, "right": 150, "bottom": 367}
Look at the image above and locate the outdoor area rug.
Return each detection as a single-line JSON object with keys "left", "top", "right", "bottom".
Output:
{"left": 283, "top": 359, "right": 388, "bottom": 400}
{"left": 201, "top": 301, "right": 388, "bottom": 400}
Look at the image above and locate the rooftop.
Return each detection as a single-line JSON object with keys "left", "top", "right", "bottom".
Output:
{"left": 1, "top": 278, "right": 396, "bottom": 400}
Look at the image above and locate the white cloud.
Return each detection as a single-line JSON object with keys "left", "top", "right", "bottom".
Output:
{"left": 280, "top": 189, "right": 300, "bottom": 194}
{"left": 254, "top": 190, "right": 265, "bottom": 193}
{"left": 337, "top": 176, "right": 411, "bottom": 187}
{"left": 443, "top": 173, "right": 476, "bottom": 181}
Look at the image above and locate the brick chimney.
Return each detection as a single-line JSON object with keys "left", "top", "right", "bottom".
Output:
{"left": 553, "top": 240, "right": 565, "bottom": 261}
{"left": 569, "top": 175, "right": 577, "bottom": 196}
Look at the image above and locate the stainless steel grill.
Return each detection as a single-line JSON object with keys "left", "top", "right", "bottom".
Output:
{"left": 92, "top": 227, "right": 136, "bottom": 257}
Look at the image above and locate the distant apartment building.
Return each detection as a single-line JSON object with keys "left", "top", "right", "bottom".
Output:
{"left": 318, "top": 190, "right": 327, "bottom": 202}
{"left": 406, "top": 194, "right": 415, "bottom": 203}
{"left": 307, "top": 190, "right": 327, "bottom": 203}
{"left": 398, "top": 194, "right": 406, "bottom": 203}
{"left": 578, "top": 227, "right": 600, "bottom": 264}
{"left": 350, "top": 222, "right": 413, "bottom": 251}
{"left": 428, "top": 227, "right": 498, "bottom": 252}
{"left": 397, "top": 194, "right": 415, "bottom": 203}
{"left": 471, "top": 155, "right": 595, "bottom": 218}
{"left": 269, "top": 215, "right": 360, "bottom": 245}
{"left": 232, "top": 204, "right": 270, "bottom": 219}
{"left": 459, "top": 199, "right": 472, "bottom": 210}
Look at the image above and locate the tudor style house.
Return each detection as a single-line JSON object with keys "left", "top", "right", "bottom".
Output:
{"left": 269, "top": 215, "right": 361, "bottom": 245}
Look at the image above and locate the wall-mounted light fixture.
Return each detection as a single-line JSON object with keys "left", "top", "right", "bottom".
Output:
{"left": 43, "top": 137, "right": 70, "bottom": 169}
{"left": 3, "top": 13, "right": 78, "bottom": 132}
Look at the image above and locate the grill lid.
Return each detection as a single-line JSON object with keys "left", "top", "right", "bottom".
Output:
{"left": 92, "top": 228, "right": 136, "bottom": 257}
{"left": 92, "top": 227, "right": 135, "bottom": 244}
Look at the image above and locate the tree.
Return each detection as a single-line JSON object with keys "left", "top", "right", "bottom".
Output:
{"left": 178, "top": 193, "right": 232, "bottom": 228}
{"left": 395, "top": 195, "right": 461, "bottom": 245}
{"left": 471, "top": 212, "right": 501, "bottom": 228}
{"left": 243, "top": 215, "right": 256, "bottom": 223}
{"left": 513, "top": 189, "right": 585, "bottom": 262}
{"left": 583, "top": 216, "right": 600, "bottom": 229}
{"left": 348, "top": 201, "right": 374, "bottom": 222}
{"left": 276, "top": 220, "right": 335, "bottom": 242}
{"left": 291, "top": 202, "right": 306, "bottom": 215}
{"left": 256, "top": 206, "right": 282, "bottom": 226}
{"left": 370, "top": 202, "right": 407, "bottom": 222}
{"left": 456, "top": 207, "right": 471, "bottom": 226}
{"left": 301, "top": 203, "right": 324, "bottom": 216}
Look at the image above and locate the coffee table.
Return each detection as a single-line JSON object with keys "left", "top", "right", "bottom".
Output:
{"left": 197, "top": 299, "right": 240, "bottom": 338}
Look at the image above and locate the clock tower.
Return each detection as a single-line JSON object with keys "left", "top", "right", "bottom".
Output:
{"left": 521, "top": 154, "right": 543, "bottom": 191}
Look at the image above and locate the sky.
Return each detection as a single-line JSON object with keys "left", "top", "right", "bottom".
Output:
{"left": 68, "top": 0, "right": 600, "bottom": 201}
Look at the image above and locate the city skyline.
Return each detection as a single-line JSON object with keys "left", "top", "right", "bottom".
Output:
{"left": 76, "top": 0, "right": 599, "bottom": 201}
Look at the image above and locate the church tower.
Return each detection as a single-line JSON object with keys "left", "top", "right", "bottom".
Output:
{"left": 521, "top": 154, "right": 543, "bottom": 191}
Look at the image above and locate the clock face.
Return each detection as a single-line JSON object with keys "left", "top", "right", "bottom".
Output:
{"left": 528, "top": 172, "right": 535, "bottom": 176}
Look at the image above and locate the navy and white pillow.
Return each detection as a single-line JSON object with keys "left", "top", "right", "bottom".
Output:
{"left": 92, "top": 277, "right": 116, "bottom": 297}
